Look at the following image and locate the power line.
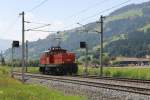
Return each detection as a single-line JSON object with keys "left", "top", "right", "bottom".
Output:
{"left": 26, "top": 0, "right": 132, "bottom": 34}
{"left": 26, "top": 24, "right": 51, "bottom": 31}
{"left": 63, "top": 0, "right": 110, "bottom": 20}
{"left": 61, "top": 0, "right": 132, "bottom": 31}
{"left": 25, "top": 21, "right": 50, "bottom": 25}
{"left": 26, "top": 29, "right": 56, "bottom": 33}
{"left": 79, "top": 0, "right": 132, "bottom": 22}
{"left": 28, "top": 0, "right": 49, "bottom": 12}
{"left": 26, "top": 0, "right": 108, "bottom": 31}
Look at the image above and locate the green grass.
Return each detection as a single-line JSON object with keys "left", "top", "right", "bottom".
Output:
{"left": 78, "top": 66, "right": 150, "bottom": 80}
{"left": 106, "top": 9, "right": 143, "bottom": 22}
{"left": 0, "top": 66, "right": 86, "bottom": 100}
{"left": 13, "top": 65, "right": 150, "bottom": 80}
{"left": 14, "top": 67, "right": 39, "bottom": 74}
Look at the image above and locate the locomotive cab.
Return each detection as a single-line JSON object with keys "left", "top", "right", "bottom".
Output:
{"left": 39, "top": 46, "right": 78, "bottom": 75}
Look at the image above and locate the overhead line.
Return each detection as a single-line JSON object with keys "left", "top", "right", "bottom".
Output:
{"left": 26, "top": 24, "right": 51, "bottom": 31}
{"left": 61, "top": 0, "right": 132, "bottom": 31}
{"left": 63, "top": 0, "right": 109, "bottom": 20}
{"left": 25, "top": 21, "right": 51, "bottom": 25}
{"left": 26, "top": 29, "right": 56, "bottom": 33}
{"left": 28, "top": 0, "right": 49, "bottom": 12}
{"left": 26, "top": 0, "right": 132, "bottom": 33}
{"left": 79, "top": 0, "right": 132, "bottom": 22}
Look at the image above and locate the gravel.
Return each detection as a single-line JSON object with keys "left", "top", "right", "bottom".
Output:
{"left": 14, "top": 75, "right": 150, "bottom": 100}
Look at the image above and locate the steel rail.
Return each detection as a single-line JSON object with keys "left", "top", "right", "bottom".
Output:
{"left": 13, "top": 71, "right": 150, "bottom": 83}
{"left": 74, "top": 75, "right": 150, "bottom": 84}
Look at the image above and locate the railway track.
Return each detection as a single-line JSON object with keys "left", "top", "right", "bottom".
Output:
{"left": 75, "top": 75, "right": 150, "bottom": 84}
{"left": 13, "top": 72, "right": 150, "bottom": 96}
{"left": 13, "top": 71, "right": 150, "bottom": 84}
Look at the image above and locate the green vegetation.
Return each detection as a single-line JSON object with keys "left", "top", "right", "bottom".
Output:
{"left": 106, "top": 9, "right": 143, "bottom": 22}
{"left": 139, "top": 23, "right": 150, "bottom": 33}
{"left": 14, "top": 67, "right": 39, "bottom": 74}
{"left": 105, "top": 30, "right": 150, "bottom": 57}
{"left": 78, "top": 66, "right": 150, "bottom": 80}
{"left": 13, "top": 66, "right": 150, "bottom": 80}
{"left": 0, "top": 66, "right": 86, "bottom": 100}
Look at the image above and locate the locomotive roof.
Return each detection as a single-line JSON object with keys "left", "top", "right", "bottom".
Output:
{"left": 43, "top": 50, "right": 50, "bottom": 53}
{"left": 43, "top": 46, "right": 67, "bottom": 53}
{"left": 50, "top": 46, "right": 66, "bottom": 51}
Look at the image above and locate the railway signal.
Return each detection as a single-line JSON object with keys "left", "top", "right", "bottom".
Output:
{"left": 80, "top": 41, "right": 88, "bottom": 76}
{"left": 78, "top": 15, "right": 105, "bottom": 77}
{"left": 11, "top": 40, "right": 20, "bottom": 77}
{"left": 12, "top": 41, "right": 19, "bottom": 47}
{"left": 77, "top": 23, "right": 90, "bottom": 76}
{"left": 80, "top": 42, "right": 86, "bottom": 48}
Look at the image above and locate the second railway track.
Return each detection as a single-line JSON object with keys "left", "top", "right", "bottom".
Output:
{"left": 75, "top": 75, "right": 150, "bottom": 84}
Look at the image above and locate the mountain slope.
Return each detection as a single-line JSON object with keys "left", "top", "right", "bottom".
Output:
{"left": 4, "top": 1, "right": 150, "bottom": 60}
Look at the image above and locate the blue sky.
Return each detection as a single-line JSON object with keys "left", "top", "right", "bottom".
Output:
{"left": 0, "top": 0, "right": 150, "bottom": 41}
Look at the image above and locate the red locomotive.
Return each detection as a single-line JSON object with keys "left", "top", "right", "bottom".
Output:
{"left": 39, "top": 46, "right": 78, "bottom": 75}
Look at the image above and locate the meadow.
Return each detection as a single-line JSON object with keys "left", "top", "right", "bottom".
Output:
{"left": 78, "top": 66, "right": 150, "bottom": 80}
{"left": 13, "top": 65, "right": 150, "bottom": 80}
{"left": 0, "top": 66, "right": 86, "bottom": 100}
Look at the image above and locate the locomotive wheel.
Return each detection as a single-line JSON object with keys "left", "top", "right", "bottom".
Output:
{"left": 67, "top": 63, "right": 78, "bottom": 75}
{"left": 39, "top": 63, "right": 78, "bottom": 75}
{"left": 56, "top": 66, "right": 66, "bottom": 75}
{"left": 39, "top": 67, "right": 42, "bottom": 72}
{"left": 50, "top": 67, "right": 57, "bottom": 75}
{"left": 72, "top": 64, "right": 78, "bottom": 74}
{"left": 68, "top": 65, "right": 73, "bottom": 75}
{"left": 39, "top": 67, "right": 45, "bottom": 74}
{"left": 57, "top": 67, "right": 63, "bottom": 75}
{"left": 62, "top": 65, "right": 67, "bottom": 75}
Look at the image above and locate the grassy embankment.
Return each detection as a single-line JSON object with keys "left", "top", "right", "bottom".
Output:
{"left": 13, "top": 65, "right": 150, "bottom": 80}
{"left": 0, "top": 66, "right": 86, "bottom": 100}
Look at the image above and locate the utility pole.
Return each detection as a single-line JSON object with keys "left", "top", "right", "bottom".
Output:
{"left": 98, "top": 15, "right": 105, "bottom": 77}
{"left": 20, "top": 11, "right": 25, "bottom": 83}
{"left": 80, "top": 42, "right": 88, "bottom": 76}
{"left": 25, "top": 40, "right": 28, "bottom": 72}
